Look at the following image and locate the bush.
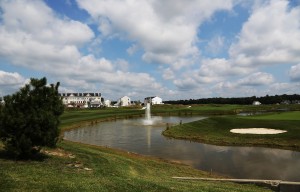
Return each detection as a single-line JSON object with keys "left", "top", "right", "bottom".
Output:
{"left": 0, "top": 77, "right": 64, "bottom": 159}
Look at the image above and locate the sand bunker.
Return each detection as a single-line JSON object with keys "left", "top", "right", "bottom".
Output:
{"left": 230, "top": 128, "right": 287, "bottom": 134}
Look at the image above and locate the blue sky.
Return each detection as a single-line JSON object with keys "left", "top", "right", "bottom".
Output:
{"left": 1, "top": 0, "right": 300, "bottom": 101}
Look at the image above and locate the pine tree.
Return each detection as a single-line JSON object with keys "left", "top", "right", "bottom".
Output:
{"left": 0, "top": 77, "right": 64, "bottom": 159}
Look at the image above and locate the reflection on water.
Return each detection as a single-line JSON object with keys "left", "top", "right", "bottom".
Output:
{"left": 64, "top": 116, "right": 300, "bottom": 181}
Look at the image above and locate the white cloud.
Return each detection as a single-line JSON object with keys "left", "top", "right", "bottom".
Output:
{"left": 212, "top": 81, "right": 255, "bottom": 97}
{"left": 0, "top": 71, "right": 26, "bottom": 86}
{"left": 236, "top": 72, "right": 274, "bottom": 86}
{"left": 263, "top": 82, "right": 300, "bottom": 96}
{"left": 211, "top": 72, "right": 274, "bottom": 96}
{"left": 78, "top": 55, "right": 114, "bottom": 73}
{"left": 0, "top": 71, "right": 27, "bottom": 95}
{"left": 97, "top": 17, "right": 113, "bottom": 37}
{"left": 76, "top": 0, "right": 234, "bottom": 67}
{"left": 1, "top": 0, "right": 299, "bottom": 100}
{"left": 1, "top": 0, "right": 94, "bottom": 46}
{"left": 181, "top": 0, "right": 300, "bottom": 98}
{"left": 213, "top": 81, "right": 235, "bottom": 91}
{"left": 174, "top": 71, "right": 275, "bottom": 98}
{"left": 289, "top": 63, "right": 300, "bottom": 82}
{"left": 0, "top": 0, "right": 94, "bottom": 72}
{"left": 173, "top": 58, "right": 250, "bottom": 88}
{"left": 229, "top": 1, "right": 300, "bottom": 67}
{"left": 114, "top": 59, "right": 130, "bottom": 71}
{"left": 127, "top": 44, "right": 139, "bottom": 56}
{"left": 162, "top": 68, "right": 175, "bottom": 80}
{"left": 88, "top": 36, "right": 102, "bottom": 56}
{"left": 0, "top": 0, "right": 170, "bottom": 100}
{"left": 199, "top": 58, "right": 233, "bottom": 77}
{"left": 52, "top": 54, "right": 167, "bottom": 99}
{"left": 205, "top": 35, "right": 225, "bottom": 56}
{"left": 174, "top": 77, "right": 198, "bottom": 91}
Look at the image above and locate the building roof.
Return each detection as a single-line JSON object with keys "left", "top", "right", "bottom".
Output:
{"left": 59, "top": 93, "right": 101, "bottom": 97}
{"left": 145, "top": 96, "right": 156, "bottom": 99}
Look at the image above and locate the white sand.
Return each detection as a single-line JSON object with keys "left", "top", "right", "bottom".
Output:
{"left": 230, "top": 128, "right": 287, "bottom": 134}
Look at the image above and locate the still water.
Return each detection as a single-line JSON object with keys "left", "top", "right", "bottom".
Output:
{"left": 64, "top": 116, "right": 300, "bottom": 181}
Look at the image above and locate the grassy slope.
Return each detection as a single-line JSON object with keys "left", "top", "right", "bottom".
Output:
{"left": 163, "top": 111, "right": 300, "bottom": 150}
{"left": 60, "top": 108, "right": 144, "bottom": 130}
{"left": 0, "top": 141, "right": 271, "bottom": 192}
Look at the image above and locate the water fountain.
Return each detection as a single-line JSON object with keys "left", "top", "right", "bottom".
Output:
{"left": 143, "top": 103, "right": 154, "bottom": 125}
{"left": 145, "top": 103, "right": 151, "bottom": 120}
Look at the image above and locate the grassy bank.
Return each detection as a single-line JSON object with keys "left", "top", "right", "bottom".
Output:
{"left": 60, "top": 104, "right": 300, "bottom": 131}
{"left": 163, "top": 111, "right": 300, "bottom": 150}
{"left": 2, "top": 104, "right": 298, "bottom": 191}
{"left": 0, "top": 141, "right": 271, "bottom": 192}
{"left": 60, "top": 107, "right": 144, "bottom": 130}
{"left": 151, "top": 103, "right": 300, "bottom": 115}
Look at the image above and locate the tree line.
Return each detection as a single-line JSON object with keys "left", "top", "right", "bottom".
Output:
{"left": 165, "top": 94, "right": 300, "bottom": 105}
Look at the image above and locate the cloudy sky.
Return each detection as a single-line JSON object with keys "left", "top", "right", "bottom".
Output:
{"left": 1, "top": 0, "right": 300, "bottom": 101}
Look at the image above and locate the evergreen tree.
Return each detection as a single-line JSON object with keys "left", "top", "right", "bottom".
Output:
{"left": 0, "top": 77, "right": 64, "bottom": 158}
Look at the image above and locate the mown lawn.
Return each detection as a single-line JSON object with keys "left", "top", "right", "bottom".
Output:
{"left": 59, "top": 104, "right": 300, "bottom": 131}
{"left": 244, "top": 111, "right": 300, "bottom": 120}
{"left": 0, "top": 141, "right": 271, "bottom": 192}
{"left": 60, "top": 107, "right": 144, "bottom": 130}
{"left": 2, "top": 105, "right": 298, "bottom": 191}
{"left": 163, "top": 111, "right": 300, "bottom": 150}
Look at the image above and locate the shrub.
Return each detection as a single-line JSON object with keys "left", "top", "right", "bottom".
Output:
{"left": 0, "top": 77, "right": 64, "bottom": 159}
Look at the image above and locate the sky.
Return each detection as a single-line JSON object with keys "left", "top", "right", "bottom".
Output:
{"left": 1, "top": 0, "right": 300, "bottom": 101}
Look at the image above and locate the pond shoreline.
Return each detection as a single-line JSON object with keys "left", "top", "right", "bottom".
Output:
{"left": 162, "top": 114, "right": 300, "bottom": 152}
{"left": 162, "top": 132, "right": 300, "bottom": 152}
{"left": 61, "top": 112, "right": 300, "bottom": 152}
{"left": 63, "top": 115, "right": 300, "bottom": 182}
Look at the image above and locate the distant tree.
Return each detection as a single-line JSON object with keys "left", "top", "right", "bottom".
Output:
{"left": 0, "top": 77, "right": 64, "bottom": 159}
{"left": 164, "top": 94, "right": 300, "bottom": 105}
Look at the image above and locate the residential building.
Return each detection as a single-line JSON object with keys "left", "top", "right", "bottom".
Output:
{"left": 252, "top": 101, "right": 261, "bottom": 105}
{"left": 144, "top": 96, "right": 163, "bottom": 105}
{"left": 281, "top": 100, "right": 291, "bottom": 105}
{"left": 59, "top": 92, "right": 103, "bottom": 108}
{"left": 104, "top": 100, "right": 111, "bottom": 107}
{"left": 115, "top": 96, "right": 131, "bottom": 106}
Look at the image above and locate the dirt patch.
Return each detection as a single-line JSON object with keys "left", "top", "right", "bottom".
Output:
{"left": 43, "top": 148, "right": 93, "bottom": 171}
{"left": 43, "top": 148, "right": 76, "bottom": 159}
{"left": 66, "top": 161, "right": 93, "bottom": 171}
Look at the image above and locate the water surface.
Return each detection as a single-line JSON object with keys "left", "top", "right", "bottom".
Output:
{"left": 64, "top": 116, "right": 300, "bottom": 181}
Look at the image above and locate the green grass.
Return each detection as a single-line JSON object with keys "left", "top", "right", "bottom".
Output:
{"left": 58, "top": 104, "right": 238, "bottom": 131}
{"left": 163, "top": 111, "right": 300, "bottom": 150}
{"left": 151, "top": 103, "right": 300, "bottom": 116}
{"left": 0, "top": 141, "right": 271, "bottom": 192}
{"left": 2, "top": 105, "right": 299, "bottom": 191}
{"left": 60, "top": 108, "right": 144, "bottom": 130}
{"left": 244, "top": 111, "right": 300, "bottom": 120}
{"left": 59, "top": 104, "right": 300, "bottom": 131}
{"left": 150, "top": 104, "right": 243, "bottom": 116}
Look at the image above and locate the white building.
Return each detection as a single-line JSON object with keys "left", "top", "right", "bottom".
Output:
{"left": 144, "top": 96, "right": 163, "bottom": 105}
{"left": 115, "top": 96, "right": 131, "bottom": 107}
{"left": 252, "top": 101, "right": 261, "bottom": 105}
{"left": 59, "top": 92, "right": 103, "bottom": 108}
{"left": 104, "top": 100, "right": 111, "bottom": 107}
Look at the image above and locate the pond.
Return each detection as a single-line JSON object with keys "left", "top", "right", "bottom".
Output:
{"left": 64, "top": 116, "right": 300, "bottom": 181}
